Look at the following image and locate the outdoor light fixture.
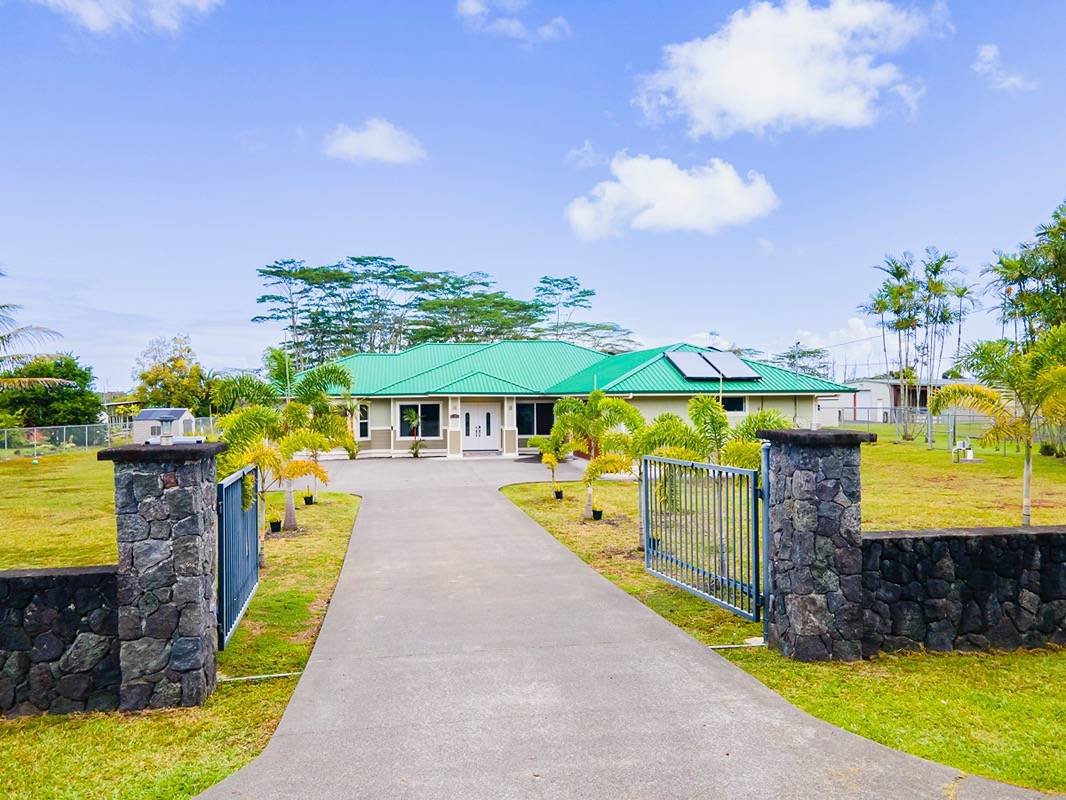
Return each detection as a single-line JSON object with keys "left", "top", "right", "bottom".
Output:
{"left": 159, "top": 418, "right": 174, "bottom": 446}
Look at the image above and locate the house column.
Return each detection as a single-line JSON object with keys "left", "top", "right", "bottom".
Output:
{"left": 447, "top": 396, "right": 462, "bottom": 458}
{"left": 502, "top": 396, "right": 518, "bottom": 457}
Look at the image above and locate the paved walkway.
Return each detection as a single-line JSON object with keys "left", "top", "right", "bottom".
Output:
{"left": 201, "top": 457, "right": 1043, "bottom": 800}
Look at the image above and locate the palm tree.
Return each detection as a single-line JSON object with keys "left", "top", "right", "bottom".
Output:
{"left": 930, "top": 325, "right": 1066, "bottom": 525}
{"left": 528, "top": 427, "right": 574, "bottom": 497}
{"left": 553, "top": 390, "right": 643, "bottom": 518}
{"left": 950, "top": 282, "right": 979, "bottom": 365}
{"left": 0, "top": 271, "right": 69, "bottom": 390}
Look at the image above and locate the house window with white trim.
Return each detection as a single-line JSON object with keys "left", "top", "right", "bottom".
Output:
{"left": 517, "top": 401, "right": 554, "bottom": 436}
{"left": 399, "top": 402, "right": 441, "bottom": 438}
{"left": 358, "top": 404, "right": 369, "bottom": 439}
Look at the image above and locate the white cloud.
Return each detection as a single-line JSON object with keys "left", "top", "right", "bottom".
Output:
{"left": 636, "top": 0, "right": 944, "bottom": 139}
{"left": 564, "top": 139, "right": 608, "bottom": 168}
{"left": 456, "top": 0, "right": 571, "bottom": 44}
{"left": 322, "top": 118, "right": 427, "bottom": 165}
{"left": 972, "top": 44, "right": 1037, "bottom": 92}
{"left": 566, "top": 153, "right": 779, "bottom": 240}
{"left": 26, "top": 0, "right": 222, "bottom": 33}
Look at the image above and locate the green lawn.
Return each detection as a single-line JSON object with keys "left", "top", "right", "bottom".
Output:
{"left": 502, "top": 439, "right": 1066, "bottom": 794}
{"left": 0, "top": 451, "right": 117, "bottom": 570}
{"left": 0, "top": 489, "right": 360, "bottom": 800}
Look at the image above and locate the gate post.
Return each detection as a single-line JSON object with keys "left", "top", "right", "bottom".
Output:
{"left": 757, "top": 429, "right": 875, "bottom": 662}
{"left": 98, "top": 442, "right": 227, "bottom": 710}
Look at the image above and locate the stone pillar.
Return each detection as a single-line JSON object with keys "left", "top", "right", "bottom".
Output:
{"left": 758, "top": 429, "right": 875, "bottom": 661}
{"left": 98, "top": 442, "right": 226, "bottom": 710}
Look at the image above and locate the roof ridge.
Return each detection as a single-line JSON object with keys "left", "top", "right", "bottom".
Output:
{"left": 431, "top": 370, "right": 537, "bottom": 394}
{"left": 372, "top": 341, "right": 500, "bottom": 394}
{"left": 599, "top": 351, "right": 668, "bottom": 392}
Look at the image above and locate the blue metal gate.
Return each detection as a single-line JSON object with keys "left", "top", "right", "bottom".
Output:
{"left": 642, "top": 455, "right": 764, "bottom": 622}
{"left": 217, "top": 465, "right": 260, "bottom": 649}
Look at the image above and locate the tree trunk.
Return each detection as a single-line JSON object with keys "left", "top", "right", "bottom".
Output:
{"left": 584, "top": 485, "right": 593, "bottom": 519}
{"left": 257, "top": 471, "right": 267, "bottom": 567}
{"left": 283, "top": 479, "right": 298, "bottom": 530}
{"left": 1022, "top": 440, "right": 1032, "bottom": 526}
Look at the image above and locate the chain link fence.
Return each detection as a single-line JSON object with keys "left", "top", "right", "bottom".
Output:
{"left": 834, "top": 406, "right": 1048, "bottom": 455}
{"left": 0, "top": 417, "right": 217, "bottom": 459}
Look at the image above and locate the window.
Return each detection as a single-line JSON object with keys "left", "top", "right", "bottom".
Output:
{"left": 485, "top": 412, "right": 491, "bottom": 436}
{"left": 464, "top": 412, "right": 470, "bottom": 436}
{"left": 399, "top": 402, "right": 441, "bottom": 438}
{"left": 517, "top": 401, "right": 554, "bottom": 436}
{"left": 722, "top": 396, "right": 746, "bottom": 412}
{"left": 358, "top": 404, "right": 369, "bottom": 439}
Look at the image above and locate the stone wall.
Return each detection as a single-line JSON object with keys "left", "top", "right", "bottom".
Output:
{"left": 0, "top": 566, "right": 119, "bottom": 716}
{"left": 103, "top": 443, "right": 225, "bottom": 711}
{"left": 761, "top": 428, "right": 1066, "bottom": 661}
{"left": 862, "top": 528, "right": 1066, "bottom": 655}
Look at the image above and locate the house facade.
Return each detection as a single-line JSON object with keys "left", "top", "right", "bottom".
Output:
{"left": 320, "top": 341, "right": 852, "bottom": 458}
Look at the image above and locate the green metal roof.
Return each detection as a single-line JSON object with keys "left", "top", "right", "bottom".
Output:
{"left": 329, "top": 341, "right": 606, "bottom": 397}
{"left": 546, "top": 343, "right": 852, "bottom": 395}
{"left": 322, "top": 341, "right": 852, "bottom": 397}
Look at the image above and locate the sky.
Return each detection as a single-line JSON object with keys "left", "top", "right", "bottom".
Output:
{"left": 1, "top": 0, "right": 1064, "bottom": 391}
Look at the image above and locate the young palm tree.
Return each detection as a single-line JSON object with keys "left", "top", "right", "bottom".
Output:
{"left": 0, "top": 271, "right": 68, "bottom": 390}
{"left": 528, "top": 426, "right": 574, "bottom": 497}
{"left": 930, "top": 326, "right": 1066, "bottom": 525}
{"left": 553, "top": 390, "right": 643, "bottom": 518}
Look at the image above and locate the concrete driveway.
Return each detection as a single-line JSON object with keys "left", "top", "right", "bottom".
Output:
{"left": 200, "top": 456, "right": 1045, "bottom": 800}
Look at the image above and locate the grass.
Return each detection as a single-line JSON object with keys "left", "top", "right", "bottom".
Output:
{"left": 0, "top": 489, "right": 360, "bottom": 800}
{"left": 0, "top": 451, "right": 117, "bottom": 570}
{"left": 502, "top": 440, "right": 1066, "bottom": 794}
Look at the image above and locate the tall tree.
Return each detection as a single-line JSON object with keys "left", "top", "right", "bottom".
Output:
{"left": 132, "top": 335, "right": 213, "bottom": 416}
{"left": 0, "top": 355, "right": 102, "bottom": 426}
{"left": 771, "top": 342, "right": 831, "bottom": 378}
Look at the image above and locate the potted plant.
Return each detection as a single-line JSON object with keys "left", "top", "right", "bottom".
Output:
{"left": 592, "top": 508, "right": 603, "bottom": 521}
{"left": 528, "top": 426, "right": 573, "bottom": 501}
{"left": 268, "top": 513, "right": 282, "bottom": 533}
{"left": 303, "top": 487, "right": 315, "bottom": 505}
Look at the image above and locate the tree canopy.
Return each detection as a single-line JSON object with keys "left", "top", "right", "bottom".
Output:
{"left": 253, "top": 258, "right": 634, "bottom": 368}
{"left": 0, "top": 354, "right": 102, "bottom": 426}
{"left": 132, "top": 335, "right": 213, "bottom": 416}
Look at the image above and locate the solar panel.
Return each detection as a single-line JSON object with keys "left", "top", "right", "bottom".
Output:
{"left": 666, "top": 351, "right": 720, "bottom": 380}
{"left": 701, "top": 351, "right": 762, "bottom": 381}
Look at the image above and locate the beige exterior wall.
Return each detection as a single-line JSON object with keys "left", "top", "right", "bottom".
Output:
{"left": 368, "top": 428, "right": 392, "bottom": 451}
{"left": 628, "top": 394, "right": 818, "bottom": 428}
{"left": 367, "top": 399, "right": 391, "bottom": 428}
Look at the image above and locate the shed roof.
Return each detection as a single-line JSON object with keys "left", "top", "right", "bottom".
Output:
{"left": 133, "top": 408, "right": 191, "bottom": 421}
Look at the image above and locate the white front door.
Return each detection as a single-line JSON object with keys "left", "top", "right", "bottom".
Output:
{"left": 461, "top": 403, "right": 500, "bottom": 451}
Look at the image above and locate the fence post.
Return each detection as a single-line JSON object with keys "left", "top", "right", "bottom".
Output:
{"left": 98, "top": 442, "right": 227, "bottom": 710}
{"left": 757, "top": 428, "right": 875, "bottom": 661}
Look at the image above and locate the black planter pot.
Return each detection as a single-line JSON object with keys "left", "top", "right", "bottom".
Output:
{"left": 303, "top": 496, "right": 315, "bottom": 505}
{"left": 269, "top": 520, "right": 282, "bottom": 533}
{"left": 554, "top": 490, "right": 564, "bottom": 500}
{"left": 592, "top": 509, "right": 603, "bottom": 521}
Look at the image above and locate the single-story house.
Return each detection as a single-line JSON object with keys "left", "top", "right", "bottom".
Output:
{"left": 316, "top": 341, "right": 851, "bottom": 458}
{"left": 131, "top": 408, "right": 195, "bottom": 443}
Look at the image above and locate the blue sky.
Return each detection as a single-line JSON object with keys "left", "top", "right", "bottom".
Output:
{"left": 1, "top": 0, "right": 1063, "bottom": 390}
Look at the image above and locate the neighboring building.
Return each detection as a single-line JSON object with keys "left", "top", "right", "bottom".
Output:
{"left": 316, "top": 341, "right": 851, "bottom": 458}
{"left": 822, "top": 377, "right": 972, "bottom": 423}
{"left": 131, "top": 408, "right": 195, "bottom": 443}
